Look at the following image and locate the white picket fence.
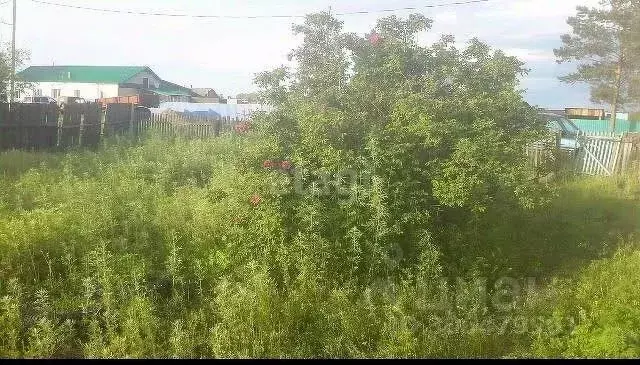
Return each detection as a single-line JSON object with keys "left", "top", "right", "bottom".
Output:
{"left": 578, "top": 134, "right": 623, "bottom": 176}
{"left": 579, "top": 130, "right": 623, "bottom": 138}
{"left": 529, "top": 132, "right": 640, "bottom": 177}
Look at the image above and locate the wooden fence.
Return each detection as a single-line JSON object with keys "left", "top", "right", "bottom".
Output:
{"left": 526, "top": 133, "right": 561, "bottom": 174}
{"left": 0, "top": 103, "right": 59, "bottom": 150}
{"left": 136, "top": 114, "right": 245, "bottom": 138}
{"left": 0, "top": 102, "right": 139, "bottom": 151}
{"left": 578, "top": 135, "right": 620, "bottom": 176}
{"left": 529, "top": 132, "right": 640, "bottom": 176}
{"left": 0, "top": 103, "right": 248, "bottom": 151}
{"left": 4, "top": 105, "right": 637, "bottom": 178}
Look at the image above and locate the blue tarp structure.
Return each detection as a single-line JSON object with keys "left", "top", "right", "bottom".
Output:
{"left": 183, "top": 109, "right": 222, "bottom": 118}
{"left": 151, "top": 102, "right": 272, "bottom": 119}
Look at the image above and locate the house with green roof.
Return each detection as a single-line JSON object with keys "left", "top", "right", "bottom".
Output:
{"left": 17, "top": 65, "right": 194, "bottom": 104}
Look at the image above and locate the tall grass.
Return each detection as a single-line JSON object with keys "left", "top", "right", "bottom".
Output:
{"left": 0, "top": 135, "right": 639, "bottom": 358}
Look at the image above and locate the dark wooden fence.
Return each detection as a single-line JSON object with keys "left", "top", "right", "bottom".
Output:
{"left": 0, "top": 103, "right": 59, "bottom": 150}
{"left": 0, "top": 103, "right": 248, "bottom": 151}
{"left": 0, "top": 103, "right": 140, "bottom": 151}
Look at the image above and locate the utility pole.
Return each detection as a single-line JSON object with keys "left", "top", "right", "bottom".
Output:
{"left": 10, "top": 0, "right": 16, "bottom": 105}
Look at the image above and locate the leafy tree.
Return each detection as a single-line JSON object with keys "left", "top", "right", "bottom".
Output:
{"left": 0, "top": 43, "right": 30, "bottom": 102}
{"left": 235, "top": 92, "right": 260, "bottom": 103}
{"left": 555, "top": 0, "right": 640, "bottom": 129}
{"left": 254, "top": 12, "right": 548, "bottom": 280}
{"left": 289, "top": 11, "right": 350, "bottom": 107}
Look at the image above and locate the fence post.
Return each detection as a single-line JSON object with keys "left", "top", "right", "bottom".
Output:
{"left": 79, "top": 112, "right": 85, "bottom": 147}
{"left": 620, "top": 134, "right": 639, "bottom": 175}
{"left": 100, "top": 107, "right": 106, "bottom": 138}
{"left": 56, "top": 107, "right": 63, "bottom": 149}
{"left": 129, "top": 103, "right": 135, "bottom": 138}
{"left": 552, "top": 132, "right": 560, "bottom": 174}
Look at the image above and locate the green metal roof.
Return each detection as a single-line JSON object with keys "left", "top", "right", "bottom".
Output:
{"left": 17, "top": 66, "right": 150, "bottom": 84}
{"left": 153, "top": 89, "right": 191, "bottom": 97}
{"left": 154, "top": 80, "right": 193, "bottom": 97}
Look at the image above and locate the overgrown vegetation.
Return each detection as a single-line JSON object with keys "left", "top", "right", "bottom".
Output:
{"left": 0, "top": 133, "right": 639, "bottom": 358}
{"left": 1, "top": 11, "right": 640, "bottom": 358}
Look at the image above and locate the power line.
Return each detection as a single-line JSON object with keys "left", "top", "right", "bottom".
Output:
{"left": 335, "top": 0, "right": 492, "bottom": 15}
{"left": 29, "top": 0, "right": 304, "bottom": 18}
{"left": 29, "top": 0, "right": 493, "bottom": 19}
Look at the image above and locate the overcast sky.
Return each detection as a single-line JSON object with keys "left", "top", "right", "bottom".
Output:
{"left": 1, "top": 0, "right": 603, "bottom": 108}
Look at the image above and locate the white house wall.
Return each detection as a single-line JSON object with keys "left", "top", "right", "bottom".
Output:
{"left": 24, "top": 82, "right": 119, "bottom": 101}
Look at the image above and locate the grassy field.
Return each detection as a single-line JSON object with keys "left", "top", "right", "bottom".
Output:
{"left": 0, "top": 134, "right": 639, "bottom": 358}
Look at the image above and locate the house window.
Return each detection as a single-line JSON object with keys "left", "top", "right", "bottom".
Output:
{"left": 74, "top": 90, "right": 81, "bottom": 97}
{"left": 52, "top": 89, "right": 61, "bottom": 98}
{"left": 143, "top": 78, "right": 149, "bottom": 89}
{"left": 35, "top": 89, "right": 43, "bottom": 96}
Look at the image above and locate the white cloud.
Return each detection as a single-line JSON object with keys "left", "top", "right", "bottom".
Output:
{"left": 433, "top": 11, "right": 458, "bottom": 26}
{"left": 504, "top": 48, "right": 555, "bottom": 62}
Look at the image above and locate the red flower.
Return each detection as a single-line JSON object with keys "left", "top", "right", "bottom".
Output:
{"left": 234, "top": 121, "right": 251, "bottom": 133}
{"left": 263, "top": 160, "right": 274, "bottom": 169}
{"left": 250, "top": 194, "right": 262, "bottom": 206}
{"left": 369, "top": 32, "right": 382, "bottom": 46}
{"left": 280, "top": 160, "right": 292, "bottom": 171}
